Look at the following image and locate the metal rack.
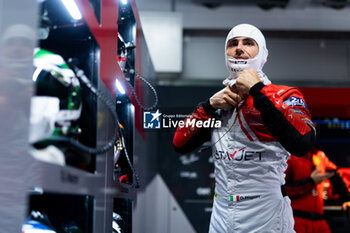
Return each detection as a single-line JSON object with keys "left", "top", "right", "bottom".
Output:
{"left": 0, "top": 0, "right": 157, "bottom": 232}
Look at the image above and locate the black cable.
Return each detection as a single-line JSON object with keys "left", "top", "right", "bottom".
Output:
{"left": 66, "top": 63, "right": 120, "bottom": 154}
{"left": 70, "top": 62, "right": 140, "bottom": 188}
{"left": 118, "top": 32, "right": 158, "bottom": 111}
{"left": 119, "top": 132, "right": 140, "bottom": 188}
{"left": 133, "top": 71, "right": 158, "bottom": 111}
{"left": 198, "top": 105, "right": 241, "bottom": 153}
{"left": 123, "top": 68, "right": 158, "bottom": 111}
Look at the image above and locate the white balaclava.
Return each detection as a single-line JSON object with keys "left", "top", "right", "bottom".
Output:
{"left": 223, "top": 24, "right": 271, "bottom": 87}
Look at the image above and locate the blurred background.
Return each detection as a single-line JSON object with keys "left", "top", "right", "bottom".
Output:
{"left": 137, "top": 1, "right": 350, "bottom": 232}
{"left": 137, "top": 0, "right": 350, "bottom": 87}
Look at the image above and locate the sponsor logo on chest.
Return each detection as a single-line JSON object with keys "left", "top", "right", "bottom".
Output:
{"left": 283, "top": 96, "right": 308, "bottom": 109}
{"left": 214, "top": 147, "right": 265, "bottom": 161}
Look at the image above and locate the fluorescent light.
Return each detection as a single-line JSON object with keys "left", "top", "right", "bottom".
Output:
{"left": 32, "top": 66, "right": 43, "bottom": 82}
{"left": 121, "top": 0, "right": 128, "bottom": 5}
{"left": 61, "top": 0, "right": 82, "bottom": 20}
{"left": 115, "top": 79, "right": 126, "bottom": 94}
{"left": 33, "top": 187, "right": 44, "bottom": 194}
{"left": 132, "top": 24, "right": 136, "bottom": 40}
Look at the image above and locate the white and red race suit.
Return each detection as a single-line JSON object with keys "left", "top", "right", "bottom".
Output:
{"left": 173, "top": 81, "right": 315, "bottom": 233}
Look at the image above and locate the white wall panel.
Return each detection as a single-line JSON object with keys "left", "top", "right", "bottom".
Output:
{"left": 139, "top": 11, "right": 183, "bottom": 73}
{"left": 181, "top": 35, "right": 350, "bottom": 83}
{"left": 182, "top": 36, "right": 227, "bottom": 79}
{"left": 136, "top": 0, "right": 172, "bottom": 11}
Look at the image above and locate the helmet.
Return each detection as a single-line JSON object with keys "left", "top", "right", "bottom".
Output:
{"left": 29, "top": 48, "right": 82, "bottom": 144}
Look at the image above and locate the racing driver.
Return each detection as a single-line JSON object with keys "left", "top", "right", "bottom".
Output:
{"left": 173, "top": 24, "right": 316, "bottom": 233}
